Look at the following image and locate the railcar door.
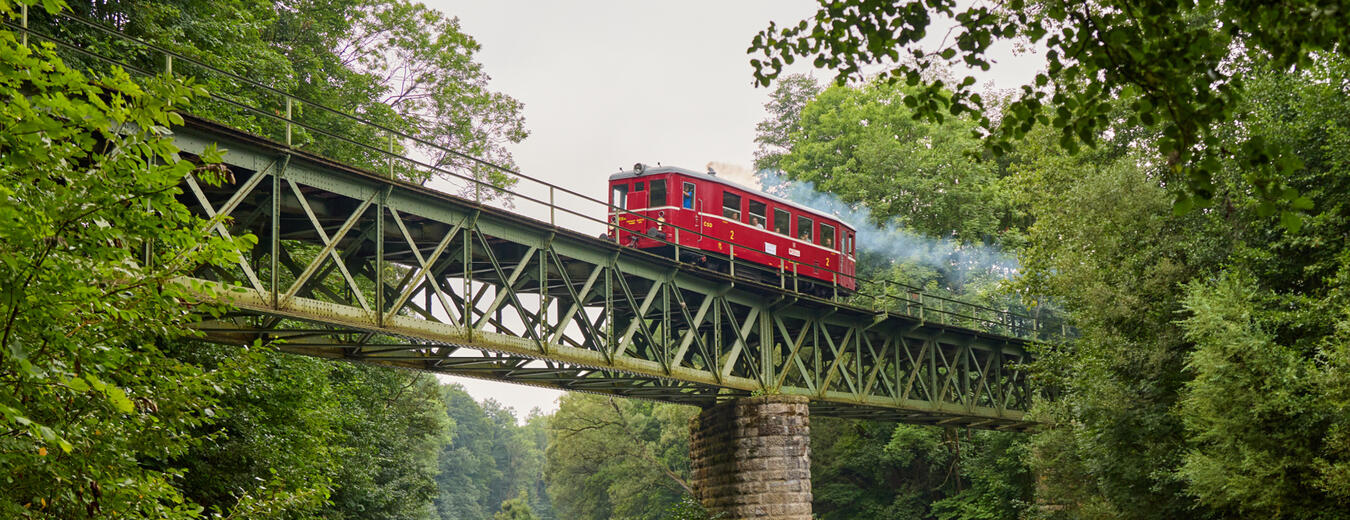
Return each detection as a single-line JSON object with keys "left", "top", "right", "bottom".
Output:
{"left": 628, "top": 180, "right": 649, "bottom": 210}
{"left": 680, "top": 181, "right": 700, "bottom": 246}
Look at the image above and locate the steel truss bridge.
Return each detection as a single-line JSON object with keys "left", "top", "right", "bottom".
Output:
{"left": 9, "top": 11, "right": 1056, "bottom": 430}
{"left": 174, "top": 118, "right": 1038, "bottom": 430}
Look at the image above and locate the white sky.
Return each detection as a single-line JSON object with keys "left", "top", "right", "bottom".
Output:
{"left": 419, "top": 0, "right": 1042, "bottom": 419}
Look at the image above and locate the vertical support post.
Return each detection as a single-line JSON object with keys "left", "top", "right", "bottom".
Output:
{"left": 284, "top": 97, "right": 292, "bottom": 147}
{"left": 549, "top": 186, "right": 555, "bottom": 226}
{"left": 164, "top": 55, "right": 172, "bottom": 76}
{"left": 674, "top": 227, "right": 681, "bottom": 262}
{"left": 661, "top": 282, "right": 670, "bottom": 369}
{"left": 20, "top": 3, "right": 27, "bottom": 46}
{"left": 271, "top": 159, "right": 282, "bottom": 307}
{"left": 960, "top": 345, "right": 970, "bottom": 404}
{"left": 463, "top": 225, "right": 472, "bottom": 337}
{"left": 375, "top": 189, "right": 386, "bottom": 326}
{"left": 713, "top": 298, "right": 722, "bottom": 374}
{"left": 729, "top": 245, "right": 735, "bottom": 278}
{"left": 539, "top": 246, "right": 548, "bottom": 345}
{"left": 760, "top": 307, "right": 774, "bottom": 389}
{"left": 605, "top": 263, "right": 613, "bottom": 350}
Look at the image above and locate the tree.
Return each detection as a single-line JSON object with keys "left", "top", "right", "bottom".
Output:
{"left": 544, "top": 393, "right": 696, "bottom": 520}
{"left": 753, "top": 73, "right": 821, "bottom": 172}
{"left": 1010, "top": 123, "right": 1218, "bottom": 519}
{"left": 810, "top": 418, "right": 1031, "bottom": 520}
{"left": 0, "top": 1, "right": 248, "bottom": 516}
{"left": 321, "top": 364, "right": 449, "bottom": 520}
{"left": 1163, "top": 56, "right": 1350, "bottom": 518}
{"left": 494, "top": 492, "right": 539, "bottom": 520}
{"left": 165, "top": 343, "right": 337, "bottom": 518}
{"left": 748, "top": 0, "right": 1350, "bottom": 227}
{"left": 1012, "top": 55, "right": 1350, "bottom": 519}
{"left": 36, "top": 0, "right": 527, "bottom": 191}
{"left": 775, "top": 79, "right": 1008, "bottom": 241}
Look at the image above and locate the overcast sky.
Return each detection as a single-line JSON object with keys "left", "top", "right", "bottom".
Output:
{"left": 419, "top": 0, "right": 1042, "bottom": 419}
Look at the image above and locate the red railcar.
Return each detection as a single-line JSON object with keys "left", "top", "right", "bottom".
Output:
{"left": 607, "top": 164, "right": 856, "bottom": 293}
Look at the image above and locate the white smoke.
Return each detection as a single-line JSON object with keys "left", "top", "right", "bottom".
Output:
{"left": 754, "top": 171, "right": 1020, "bottom": 287}
{"left": 706, "top": 161, "right": 761, "bottom": 189}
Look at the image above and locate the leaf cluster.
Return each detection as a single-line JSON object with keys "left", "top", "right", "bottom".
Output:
{"left": 749, "top": 0, "right": 1350, "bottom": 230}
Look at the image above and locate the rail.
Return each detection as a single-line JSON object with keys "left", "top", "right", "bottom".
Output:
{"left": 3, "top": 9, "right": 1069, "bottom": 341}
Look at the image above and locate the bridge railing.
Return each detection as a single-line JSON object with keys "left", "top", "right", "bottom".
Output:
{"left": 5, "top": 9, "right": 1068, "bottom": 342}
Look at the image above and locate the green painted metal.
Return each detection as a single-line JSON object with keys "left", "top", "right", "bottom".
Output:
{"left": 6, "top": 13, "right": 1054, "bottom": 429}
{"left": 173, "top": 118, "right": 1037, "bottom": 430}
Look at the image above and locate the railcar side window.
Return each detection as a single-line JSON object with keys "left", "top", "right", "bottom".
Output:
{"left": 748, "top": 200, "right": 767, "bottom": 228}
{"left": 650, "top": 180, "right": 667, "bottom": 207}
{"left": 612, "top": 184, "right": 629, "bottom": 210}
{"left": 634, "top": 181, "right": 644, "bottom": 191}
{"left": 681, "top": 182, "right": 695, "bottom": 209}
{"left": 797, "top": 216, "right": 813, "bottom": 241}
{"left": 722, "top": 191, "right": 742, "bottom": 220}
{"left": 820, "top": 224, "right": 836, "bottom": 250}
{"left": 772, "top": 208, "right": 790, "bottom": 235}
{"left": 848, "top": 233, "right": 855, "bottom": 255}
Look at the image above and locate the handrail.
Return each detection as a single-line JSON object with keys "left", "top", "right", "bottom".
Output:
{"left": 3, "top": 12, "right": 1065, "bottom": 341}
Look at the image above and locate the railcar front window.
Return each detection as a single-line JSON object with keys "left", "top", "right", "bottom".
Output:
{"left": 612, "top": 185, "right": 629, "bottom": 210}
{"left": 650, "top": 180, "right": 667, "bottom": 207}
{"left": 820, "top": 224, "right": 836, "bottom": 250}
{"left": 748, "top": 200, "right": 767, "bottom": 228}
{"left": 797, "top": 216, "right": 813, "bottom": 242}
{"left": 681, "top": 183, "right": 695, "bottom": 209}
{"left": 773, "top": 208, "right": 790, "bottom": 235}
{"left": 722, "top": 191, "right": 742, "bottom": 220}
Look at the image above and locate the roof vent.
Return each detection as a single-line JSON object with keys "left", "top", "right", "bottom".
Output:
{"left": 706, "top": 166, "right": 717, "bottom": 176}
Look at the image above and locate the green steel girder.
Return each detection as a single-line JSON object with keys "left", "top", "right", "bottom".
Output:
{"left": 175, "top": 116, "right": 1037, "bottom": 431}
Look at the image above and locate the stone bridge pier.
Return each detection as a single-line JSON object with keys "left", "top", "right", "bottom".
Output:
{"left": 689, "top": 395, "right": 812, "bottom": 519}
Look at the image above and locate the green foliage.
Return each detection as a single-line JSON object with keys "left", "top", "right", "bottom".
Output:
{"left": 777, "top": 79, "right": 1009, "bottom": 241}
{"left": 811, "top": 418, "right": 1030, "bottom": 520}
{"left": 166, "top": 343, "right": 336, "bottom": 518}
{"left": 1, "top": 2, "right": 537, "bottom": 519}
{"left": 1017, "top": 55, "right": 1350, "bottom": 519}
{"left": 1177, "top": 274, "right": 1334, "bottom": 517}
{"left": 435, "top": 385, "right": 553, "bottom": 520}
{"left": 494, "top": 492, "right": 538, "bottom": 520}
{"left": 749, "top": 0, "right": 1350, "bottom": 228}
{"left": 322, "top": 365, "right": 449, "bottom": 520}
{"left": 0, "top": 1, "right": 247, "bottom": 515}
{"left": 544, "top": 393, "right": 697, "bottom": 520}
{"left": 35, "top": 0, "right": 526, "bottom": 191}
{"left": 753, "top": 73, "right": 821, "bottom": 172}
{"left": 659, "top": 497, "right": 723, "bottom": 520}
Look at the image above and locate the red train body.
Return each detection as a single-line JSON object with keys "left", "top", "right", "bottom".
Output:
{"left": 607, "top": 164, "right": 856, "bottom": 292}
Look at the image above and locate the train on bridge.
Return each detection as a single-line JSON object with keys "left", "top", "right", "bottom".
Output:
{"left": 607, "top": 164, "right": 857, "bottom": 295}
